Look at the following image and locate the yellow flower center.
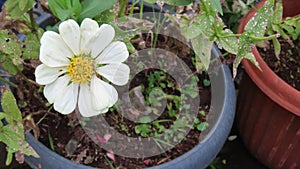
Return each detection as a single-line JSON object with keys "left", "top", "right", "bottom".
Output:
{"left": 67, "top": 56, "right": 95, "bottom": 83}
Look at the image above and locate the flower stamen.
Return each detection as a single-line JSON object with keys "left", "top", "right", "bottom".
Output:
{"left": 68, "top": 56, "right": 95, "bottom": 83}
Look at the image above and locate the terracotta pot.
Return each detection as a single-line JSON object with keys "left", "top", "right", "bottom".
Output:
{"left": 236, "top": 1, "right": 300, "bottom": 169}
{"left": 282, "top": 0, "right": 300, "bottom": 18}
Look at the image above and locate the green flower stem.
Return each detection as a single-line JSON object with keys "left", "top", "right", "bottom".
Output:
{"left": 118, "top": 0, "right": 127, "bottom": 17}
{"left": 0, "top": 76, "right": 18, "bottom": 88}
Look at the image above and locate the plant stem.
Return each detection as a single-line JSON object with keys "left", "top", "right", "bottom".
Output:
{"left": 0, "top": 77, "right": 18, "bottom": 88}
{"left": 129, "top": 0, "right": 138, "bottom": 17}
{"left": 249, "top": 34, "right": 279, "bottom": 41}
{"left": 19, "top": 71, "right": 40, "bottom": 87}
{"left": 218, "top": 34, "right": 242, "bottom": 38}
{"left": 29, "top": 9, "right": 39, "bottom": 40}
{"left": 139, "top": 0, "right": 144, "bottom": 19}
{"left": 118, "top": 0, "right": 127, "bottom": 17}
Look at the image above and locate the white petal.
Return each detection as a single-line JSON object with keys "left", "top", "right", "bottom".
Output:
{"left": 97, "top": 79, "right": 118, "bottom": 107}
{"left": 59, "top": 19, "right": 80, "bottom": 55}
{"left": 43, "top": 75, "right": 71, "bottom": 104}
{"left": 97, "top": 63, "right": 130, "bottom": 86}
{"left": 80, "top": 18, "right": 99, "bottom": 52}
{"left": 78, "top": 83, "right": 102, "bottom": 117}
{"left": 40, "top": 31, "right": 73, "bottom": 67}
{"left": 85, "top": 24, "right": 115, "bottom": 58}
{"left": 96, "top": 41, "right": 129, "bottom": 64}
{"left": 99, "top": 108, "right": 109, "bottom": 114}
{"left": 78, "top": 76, "right": 118, "bottom": 117}
{"left": 35, "top": 64, "right": 66, "bottom": 85}
{"left": 54, "top": 82, "right": 79, "bottom": 115}
{"left": 90, "top": 77, "right": 112, "bottom": 110}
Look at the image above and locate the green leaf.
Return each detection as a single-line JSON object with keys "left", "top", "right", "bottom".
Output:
{"left": 227, "top": 135, "right": 237, "bottom": 141}
{"left": 0, "top": 90, "right": 39, "bottom": 159}
{"left": 272, "top": 24, "right": 289, "bottom": 39}
{"left": 174, "top": 15, "right": 203, "bottom": 39}
{"left": 135, "top": 124, "right": 151, "bottom": 136}
{"left": 0, "top": 30, "right": 22, "bottom": 57}
{"left": 196, "top": 122, "right": 208, "bottom": 132}
{"left": 272, "top": 1, "right": 282, "bottom": 24}
{"left": 211, "top": 0, "right": 223, "bottom": 15}
{"left": 191, "top": 34, "right": 213, "bottom": 70}
{"left": 0, "top": 30, "right": 24, "bottom": 75}
{"left": 281, "top": 24, "right": 294, "bottom": 35}
{"left": 198, "top": 14, "right": 220, "bottom": 38}
{"left": 284, "top": 16, "right": 300, "bottom": 26}
{"left": 19, "top": 0, "right": 29, "bottom": 11}
{"left": 114, "top": 16, "right": 154, "bottom": 41}
{"left": 5, "top": 149, "right": 13, "bottom": 166}
{"left": 233, "top": 33, "right": 259, "bottom": 77}
{"left": 0, "top": 126, "right": 23, "bottom": 149}
{"left": 203, "top": 79, "right": 211, "bottom": 87}
{"left": 199, "top": 110, "right": 206, "bottom": 116}
{"left": 2, "top": 60, "right": 19, "bottom": 75}
{"left": 245, "top": 0, "right": 274, "bottom": 37}
{"left": 173, "top": 119, "right": 188, "bottom": 129}
{"left": 78, "top": 0, "right": 117, "bottom": 22}
{"left": 4, "top": 0, "right": 35, "bottom": 19}
{"left": 1, "top": 91, "right": 22, "bottom": 124}
{"left": 272, "top": 38, "right": 281, "bottom": 59}
{"left": 1, "top": 126, "right": 39, "bottom": 158}
{"left": 235, "top": 0, "right": 277, "bottom": 76}
{"left": 96, "top": 9, "right": 116, "bottom": 23}
{"left": 145, "top": 0, "right": 194, "bottom": 6}
{"left": 143, "top": 0, "right": 156, "bottom": 4}
{"left": 216, "top": 29, "right": 238, "bottom": 55}
{"left": 0, "top": 113, "right": 7, "bottom": 120}
{"left": 22, "top": 30, "right": 43, "bottom": 59}
{"left": 163, "top": 0, "right": 194, "bottom": 6}
{"left": 193, "top": 118, "right": 200, "bottom": 124}
{"left": 134, "top": 125, "right": 141, "bottom": 134}
{"left": 48, "top": 0, "right": 81, "bottom": 21}
{"left": 139, "top": 116, "right": 152, "bottom": 123}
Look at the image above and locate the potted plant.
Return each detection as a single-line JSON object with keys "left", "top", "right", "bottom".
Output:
{"left": 0, "top": 0, "right": 279, "bottom": 168}
{"left": 236, "top": 0, "right": 300, "bottom": 169}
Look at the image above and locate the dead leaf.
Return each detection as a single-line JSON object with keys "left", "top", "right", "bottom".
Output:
{"left": 74, "top": 148, "right": 87, "bottom": 163}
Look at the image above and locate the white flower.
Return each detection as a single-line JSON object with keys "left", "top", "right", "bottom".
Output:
{"left": 35, "top": 18, "right": 130, "bottom": 117}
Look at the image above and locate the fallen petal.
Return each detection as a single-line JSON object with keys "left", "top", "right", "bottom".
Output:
{"left": 104, "top": 134, "right": 112, "bottom": 142}
{"left": 96, "top": 135, "right": 106, "bottom": 143}
{"left": 144, "top": 159, "right": 151, "bottom": 166}
{"left": 106, "top": 152, "right": 115, "bottom": 161}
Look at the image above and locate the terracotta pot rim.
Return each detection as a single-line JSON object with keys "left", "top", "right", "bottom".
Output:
{"left": 238, "top": 0, "right": 300, "bottom": 117}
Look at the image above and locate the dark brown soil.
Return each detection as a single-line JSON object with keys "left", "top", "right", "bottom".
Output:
{"left": 257, "top": 38, "right": 300, "bottom": 91}
{"left": 16, "top": 34, "right": 212, "bottom": 169}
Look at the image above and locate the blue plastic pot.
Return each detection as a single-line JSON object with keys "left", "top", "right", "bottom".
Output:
{"left": 12, "top": 3, "right": 236, "bottom": 169}
{"left": 25, "top": 44, "right": 236, "bottom": 169}
{"left": 0, "top": 0, "right": 5, "bottom": 12}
